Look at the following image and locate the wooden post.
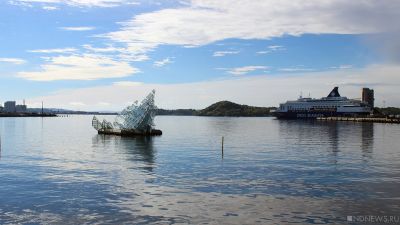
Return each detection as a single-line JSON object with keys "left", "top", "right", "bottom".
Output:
{"left": 221, "top": 136, "right": 224, "bottom": 157}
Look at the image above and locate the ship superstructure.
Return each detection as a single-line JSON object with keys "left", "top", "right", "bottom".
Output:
{"left": 275, "top": 87, "right": 372, "bottom": 119}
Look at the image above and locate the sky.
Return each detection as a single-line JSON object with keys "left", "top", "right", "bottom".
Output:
{"left": 0, "top": 0, "right": 400, "bottom": 110}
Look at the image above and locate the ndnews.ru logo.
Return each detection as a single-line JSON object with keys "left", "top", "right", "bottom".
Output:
{"left": 347, "top": 215, "right": 400, "bottom": 223}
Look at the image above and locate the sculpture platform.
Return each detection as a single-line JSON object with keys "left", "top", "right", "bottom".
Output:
{"left": 98, "top": 129, "right": 162, "bottom": 136}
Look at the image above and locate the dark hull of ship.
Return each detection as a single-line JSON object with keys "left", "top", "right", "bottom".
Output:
{"left": 274, "top": 111, "right": 370, "bottom": 119}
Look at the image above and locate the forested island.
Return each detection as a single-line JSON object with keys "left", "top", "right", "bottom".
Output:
{"left": 157, "top": 101, "right": 276, "bottom": 117}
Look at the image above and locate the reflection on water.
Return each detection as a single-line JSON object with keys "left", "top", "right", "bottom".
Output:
{"left": 92, "top": 135, "right": 156, "bottom": 172}
{"left": 0, "top": 116, "right": 399, "bottom": 224}
{"left": 278, "top": 120, "right": 375, "bottom": 162}
{"left": 361, "top": 122, "right": 374, "bottom": 157}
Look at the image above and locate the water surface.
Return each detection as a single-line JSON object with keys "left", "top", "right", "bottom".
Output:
{"left": 0, "top": 116, "right": 399, "bottom": 224}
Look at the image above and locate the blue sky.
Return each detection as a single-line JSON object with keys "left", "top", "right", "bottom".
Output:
{"left": 0, "top": 0, "right": 399, "bottom": 110}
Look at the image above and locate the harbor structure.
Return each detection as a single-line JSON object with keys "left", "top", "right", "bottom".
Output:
{"left": 362, "top": 88, "right": 374, "bottom": 108}
{"left": 3, "top": 101, "right": 28, "bottom": 113}
{"left": 0, "top": 100, "right": 56, "bottom": 117}
{"left": 275, "top": 87, "right": 372, "bottom": 119}
{"left": 16, "top": 104, "right": 27, "bottom": 112}
{"left": 4, "top": 101, "right": 16, "bottom": 113}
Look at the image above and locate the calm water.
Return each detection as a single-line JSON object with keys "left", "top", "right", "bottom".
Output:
{"left": 0, "top": 116, "right": 399, "bottom": 224}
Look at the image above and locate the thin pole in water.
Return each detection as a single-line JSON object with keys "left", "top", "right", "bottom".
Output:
{"left": 221, "top": 136, "right": 224, "bottom": 157}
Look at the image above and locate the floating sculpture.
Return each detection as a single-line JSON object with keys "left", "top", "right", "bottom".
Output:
{"left": 92, "top": 90, "right": 162, "bottom": 136}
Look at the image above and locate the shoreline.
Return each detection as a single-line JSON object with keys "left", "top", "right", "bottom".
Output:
{"left": 0, "top": 113, "right": 57, "bottom": 117}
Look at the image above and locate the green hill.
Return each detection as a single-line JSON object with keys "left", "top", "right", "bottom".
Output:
{"left": 197, "top": 101, "right": 275, "bottom": 117}
{"left": 156, "top": 101, "right": 276, "bottom": 117}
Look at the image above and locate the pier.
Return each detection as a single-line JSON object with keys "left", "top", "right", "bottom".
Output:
{"left": 317, "top": 116, "right": 400, "bottom": 124}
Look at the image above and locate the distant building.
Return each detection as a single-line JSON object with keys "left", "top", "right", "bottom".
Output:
{"left": 16, "top": 104, "right": 27, "bottom": 112}
{"left": 4, "top": 101, "right": 16, "bottom": 113}
{"left": 362, "top": 88, "right": 374, "bottom": 108}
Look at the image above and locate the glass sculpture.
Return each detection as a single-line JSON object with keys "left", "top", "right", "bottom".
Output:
{"left": 92, "top": 90, "right": 157, "bottom": 132}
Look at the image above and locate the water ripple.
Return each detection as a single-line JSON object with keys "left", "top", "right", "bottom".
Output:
{"left": 0, "top": 116, "right": 399, "bottom": 224}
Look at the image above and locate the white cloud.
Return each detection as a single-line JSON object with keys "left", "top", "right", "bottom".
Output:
{"left": 97, "top": 102, "right": 110, "bottom": 106}
{"left": 82, "top": 42, "right": 154, "bottom": 62}
{"left": 113, "top": 81, "right": 143, "bottom": 87}
{"left": 279, "top": 67, "right": 314, "bottom": 72}
{"left": 119, "top": 53, "right": 149, "bottom": 62}
{"left": 256, "top": 45, "right": 285, "bottom": 55}
{"left": 42, "top": 5, "right": 58, "bottom": 10}
{"left": 0, "top": 58, "right": 26, "bottom": 65}
{"left": 17, "top": 54, "right": 139, "bottom": 81}
{"left": 119, "top": 42, "right": 156, "bottom": 62}
{"left": 8, "top": 0, "right": 33, "bottom": 8}
{"left": 69, "top": 102, "right": 85, "bottom": 106}
{"left": 256, "top": 51, "right": 270, "bottom": 55}
{"left": 81, "top": 44, "right": 150, "bottom": 62}
{"left": 227, "top": 66, "right": 268, "bottom": 76}
{"left": 11, "top": 0, "right": 140, "bottom": 7}
{"left": 268, "top": 45, "right": 285, "bottom": 51}
{"left": 104, "top": 0, "right": 400, "bottom": 57}
{"left": 213, "top": 51, "right": 240, "bottom": 57}
{"left": 25, "top": 64, "right": 400, "bottom": 111}
{"left": 60, "top": 26, "right": 95, "bottom": 31}
{"left": 153, "top": 57, "right": 173, "bottom": 67}
{"left": 28, "top": 48, "right": 77, "bottom": 54}
{"left": 10, "top": 1, "right": 400, "bottom": 63}
{"left": 330, "top": 65, "right": 353, "bottom": 70}
{"left": 82, "top": 44, "right": 124, "bottom": 53}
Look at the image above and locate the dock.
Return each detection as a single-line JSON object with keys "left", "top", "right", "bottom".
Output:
{"left": 98, "top": 129, "right": 162, "bottom": 137}
{"left": 317, "top": 117, "right": 400, "bottom": 124}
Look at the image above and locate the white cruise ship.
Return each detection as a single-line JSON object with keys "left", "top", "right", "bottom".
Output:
{"left": 275, "top": 87, "right": 372, "bottom": 119}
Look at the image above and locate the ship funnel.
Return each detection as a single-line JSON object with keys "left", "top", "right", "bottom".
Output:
{"left": 327, "top": 87, "right": 341, "bottom": 97}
